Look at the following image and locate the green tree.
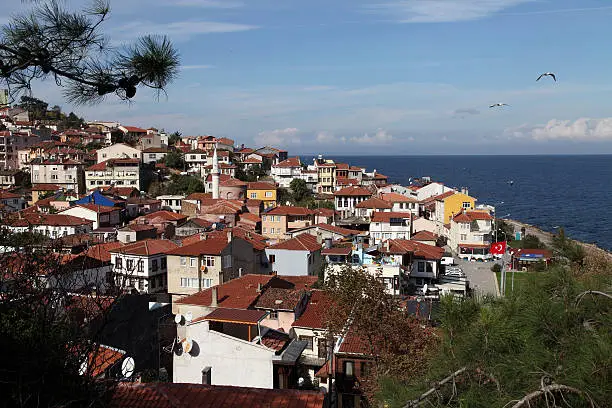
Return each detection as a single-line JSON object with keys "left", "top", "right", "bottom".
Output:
{"left": 379, "top": 253, "right": 612, "bottom": 408}
{"left": 17, "top": 95, "right": 48, "bottom": 120}
{"left": 168, "top": 131, "right": 181, "bottom": 145}
{"left": 59, "top": 112, "right": 86, "bottom": 130}
{"left": 0, "top": 0, "right": 179, "bottom": 105}
{"left": 289, "top": 178, "right": 310, "bottom": 203}
{"left": 552, "top": 227, "right": 586, "bottom": 266}
{"left": 164, "top": 151, "right": 185, "bottom": 170}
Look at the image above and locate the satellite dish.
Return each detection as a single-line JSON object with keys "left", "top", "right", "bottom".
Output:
{"left": 121, "top": 357, "right": 135, "bottom": 378}
{"left": 182, "top": 338, "right": 193, "bottom": 354}
{"left": 298, "top": 377, "right": 304, "bottom": 387}
{"left": 78, "top": 360, "right": 88, "bottom": 376}
{"left": 174, "top": 314, "right": 184, "bottom": 325}
{"left": 185, "top": 311, "right": 193, "bottom": 323}
{"left": 423, "top": 284, "right": 428, "bottom": 294}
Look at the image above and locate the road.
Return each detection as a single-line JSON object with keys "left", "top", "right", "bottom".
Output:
{"left": 453, "top": 256, "right": 500, "bottom": 297}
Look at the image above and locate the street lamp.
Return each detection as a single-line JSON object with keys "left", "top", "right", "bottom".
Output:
{"left": 494, "top": 213, "right": 511, "bottom": 242}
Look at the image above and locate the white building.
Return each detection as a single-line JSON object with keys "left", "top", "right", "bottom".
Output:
{"left": 333, "top": 186, "right": 372, "bottom": 219}
{"left": 0, "top": 130, "right": 40, "bottom": 169}
{"left": 448, "top": 211, "right": 493, "bottom": 259}
{"left": 85, "top": 158, "right": 141, "bottom": 190}
{"left": 270, "top": 157, "right": 302, "bottom": 189}
{"left": 369, "top": 212, "right": 412, "bottom": 245}
{"left": 60, "top": 204, "right": 121, "bottom": 230}
{"left": 265, "top": 234, "right": 323, "bottom": 276}
{"left": 412, "top": 182, "right": 455, "bottom": 202}
{"left": 379, "top": 192, "right": 419, "bottom": 216}
{"left": 0, "top": 191, "right": 26, "bottom": 212}
{"left": 109, "top": 239, "right": 178, "bottom": 293}
{"left": 141, "top": 147, "right": 169, "bottom": 164}
{"left": 157, "top": 195, "right": 185, "bottom": 213}
{"left": 96, "top": 143, "right": 141, "bottom": 163}
{"left": 5, "top": 213, "right": 93, "bottom": 238}
{"left": 30, "top": 158, "right": 85, "bottom": 194}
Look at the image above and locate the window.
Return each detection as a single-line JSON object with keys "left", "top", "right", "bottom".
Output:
{"left": 462, "top": 201, "right": 471, "bottom": 209}
{"left": 115, "top": 257, "right": 122, "bottom": 270}
{"left": 138, "top": 279, "right": 144, "bottom": 291}
{"left": 269, "top": 254, "right": 276, "bottom": 264}
{"left": 102, "top": 153, "right": 107, "bottom": 158}
{"left": 263, "top": 227, "right": 267, "bottom": 233}
{"left": 222, "top": 255, "right": 232, "bottom": 268}
{"left": 202, "top": 256, "right": 215, "bottom": 267}
{"left": 161, "top": 258, "right": 167, "bottom": 269}
{"left": 262, "top": 215, "right": 266, "bottom": 222}
{"left": 265, "top": 191, "right": 272, "bottom": 198}
{"left": 190, "top": 257, "right": 197, "bottom": 267}
{"left": 180, "top": 256, "right": 187, "bottom": 266}
{"left": 361, "top": 362, "right": 370, "bottom": 377}
{"left": 275, "top": 216, "right": 280, "bottom": 222}
{"left": 149, "top": 154, "right": 156, "bottom": 158}
{"left": 426, "top": 262, "right": 433, "bottom": 273}
{"left": 126, "top": 259, "right": 134, "bottom": 271}
{"left": 418, "top": 262, "right": 425, "bottom": 272}
{"left": 51, "top": 174, "right": 58, "bottom": 180}
{"left": 201, "top": 367, "right": 212, "bottom": 385}
{"left": 137, "top": 260, "right": 144, "bottom": 272}
{"left": 250, "top": 193, "right": 257, "bottom": 199}
{"left": 460, "top": 234, "right": 467, "bottom": 241}
{"left": 301, "top": 336, "right": 313, "bottom": 350}
{"left": 344, "top": 361, "right": 355, "bottom": 377}
{"left": 152, "top": 259, "right": 158, "bottom": 272}
{"left": 125, "top": 235, "right": 131, "bottom": 243}
{"left": 201, "top": 278, "right": 213, "bottom": 288}
{"left": 180, "top": 277, "right": 201, "bottom": 288}
{"left": 268, "top": 310, "right": 278, "bottom": 319}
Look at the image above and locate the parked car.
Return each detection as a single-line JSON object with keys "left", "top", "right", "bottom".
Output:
{"left": 441, "top": 256, "right": 455, "bottom": 266}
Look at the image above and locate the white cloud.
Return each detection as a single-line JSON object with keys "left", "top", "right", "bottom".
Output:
{"left": 350, "top": 129, "right": 394, "bottom": 145}
{"left": 111, "top": 20, "right": 258, "bottom": 42}
{"left": 254, "top": 128, "right": 300, "bottom": 146}
{"left": 315, "top": 131, "right": 346, "bottom": 144}
{"left": 505, "top": 117, "right": 612, "bottom": 141}
{"left": 366, "top": 0, "right": 533, "bottom": 23}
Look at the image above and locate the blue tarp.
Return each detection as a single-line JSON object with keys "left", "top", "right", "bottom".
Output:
{"left": 73, "top": 190, "right": 116, "bottom": 207}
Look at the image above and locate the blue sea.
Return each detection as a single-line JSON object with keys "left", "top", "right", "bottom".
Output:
{"left": 303, "top": 155, "right": 612, "bottom": 251}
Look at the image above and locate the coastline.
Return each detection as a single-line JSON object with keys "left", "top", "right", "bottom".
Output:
{"left": 505, "top": 219, "right": 612, "bottom": 259}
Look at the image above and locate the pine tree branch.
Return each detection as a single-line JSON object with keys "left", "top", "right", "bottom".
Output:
{"left": 402, "top": 367, "right": 467, "bottom": 408}
{"left": 575, "top": 290, "right": 612, "bottom": 305}
{"left": 508, "top": 383, "right": 595, "bottom": 408}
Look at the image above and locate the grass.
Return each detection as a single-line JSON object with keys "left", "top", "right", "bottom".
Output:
{"left": 495, "top": 271, "right": 532, "bottom": 293}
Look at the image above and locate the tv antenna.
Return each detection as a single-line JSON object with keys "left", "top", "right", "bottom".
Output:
{"left": 121, "top": 357, "right": 135, "bottom": 378}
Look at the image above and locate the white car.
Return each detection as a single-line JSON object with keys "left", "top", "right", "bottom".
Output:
{"left": 441, "top": 256, "right": 455, "bottom": 266}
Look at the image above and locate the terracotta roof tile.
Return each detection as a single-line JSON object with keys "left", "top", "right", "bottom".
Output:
{"left": 140, "top": 210, "right": 187, "bottom": 222}
{"left": 337, "top": 328, "right": 371, "bottom": 355}
{"left": 370, "top": 211, "right": 412, "bottom": 223}
{"left": 382, "top": 239, "right": 444, "bottom": 260}
{"left": 122, "top": 126, "right": 147, "bottom": 133}
{"left": 86, "top": 344, "right": 126, "bottom": 378}
{"left": 110, "top": 239, "right": 178, "bottom": 256}
{"left": 268, "top": 234, "right": 321, "bottom": 252}
{"left": 196, "top": 307, "right": 267, "bottom": 324}
{"left": 167, "top": 235, "right": 229, "bottom": 256}
{"left": 380, "top": 192, "right": 418, "bottom": 203}
{"left": 292, "top": 290, "right": 333, "bottom": 330}
{"left": 259, "top": 328, "right": 290, "bottom": 351}
{"left": 333, "top": 186, "right": 372, "bottom": 197}
{"left": 411, "top": 230, "right": 438, "bottom": 241}
{"left": 85, "top": 242, "right": 125, "bottom": 262}
{"left": 452, "top": 211, "right": 492, "bottom": 222}
{"left": 110, "top": 383, "right": 325, "bottom": 408}
{"left": 273, "top": 157, "right": 301, "bottom": 168}
{"left": 176, "top": 274, "right": 274, "bottom": 308}
{"left": 247, "top": 181, "right": 277, "bottom": 190}
{"left": 265, "top": 206, "right": 315, "bottom": 216}
{"left": 321, "top": 246, "right": 352, "bottom": 256}
{"left": 254, "top": 287, "right": 306, "bottom": 311}
{"left": 355, "top": 197, "right": 393, "bottom": 209}
{"left": 6, "top": 213, "right": 93, "bottom": 227}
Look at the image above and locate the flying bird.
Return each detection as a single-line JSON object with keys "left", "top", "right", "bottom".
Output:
{"left": 536, "top": 72, "right": 556, "bottom": 82}
{"left": 489, "top": 103, "right": 509, "bottom": 108}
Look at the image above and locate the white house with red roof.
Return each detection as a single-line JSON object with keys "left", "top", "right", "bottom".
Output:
{"left": 109, "top": 239, "right": 178, "bottom": 293}
{"left": 287, "top": 223, "right": 361, "bottom": 241}
{"left": 96, "top": 143, "right": 141, "bottom": 163}
{"left": 60, "top": 204, "right": 121, "bottom": 230}
{"left": 265, "top": 233, "right": 323, "bottom": 276}
{"left": 448, "top": 210, "right": 494, "bottom": 259}
{"left": 0, "top": 190, "right": 26, "bottom": 212}
{"left": 5, "top": 212, "right": 93, "bottom": 237}
{"left": 369, "top": 211, "right": 412, "bottom": 245}
{"left": 85, "top": 158, "right": 141, "bottom": 190}
{"left": 379, "top": 192, "right": 419, "bottom": 215}
{"left": 333, "top": 186, "right": 373, "bottom": 219}
{"left": 30, "top": 156, "right": 86, "bottom": 194}
{"left": 270, "top": 157, "right": 315, "bottom": 189}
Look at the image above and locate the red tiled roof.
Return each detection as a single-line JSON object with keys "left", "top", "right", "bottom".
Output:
{"left": 122, "top": 224, "right": 157, "bottom": 232}
{"left": 373, "top": 173, "right": 388, "bottom": 179}
{"left": 371, "top": 211, "right": 412, "bottom": 223}
{"left": 382, "top": 239, "right": 444, "bottom": 260}
{"left": 292, "top": 290, "right": 333, "bottom": 330}
{"left": 239, "top": 212, "right": 261, "bottom": 223}
{"left": 434, "top": 191, "right": 456, "bottom": 201}
{"left": 411, "top": 230, "right": 438, "bottom": 241}
{"left": 220, "top": 178, "right": 247, "bottom": 187}
{"left": 196, "top": 307, "right": 267, "bottom": 325}
{"left": 333, "top": 186, "right": 372, "bottom": 197}
{"left": 109, "top": 383, "right": 325, "bottom": 408}
{"left": 31, "top": 183, "right": 61, "bottom": 191}
{"left": 6, "top": 213, "right": 93, "bottom": 227}
{"left": 338, "top": 328, "right": 371, "bottom": 356}
{"left": 314, "top": 208, "right": 335, "bottom": 217}
{"left": 140, "top": 210, "right": 187, "bottom": 222}
{"left": 75, "top": 204, "right": 119, "bottom": 214}
{"left": 254, "top": 287, "right": 306, "bottom": 311}
{"left": 110, "top": 239, "right": 178, "bottom": 256}
{"left": 85, "top": 242, "right": 124, "bottom": 262}
{"left": 265, "top": 205, "right": 315, "bottom": 216}
{"left": 176, "top": 274, "right": 274, "bottom": 308}
{"left": 142, "top": 147, "right": 168, "bottom": 153}
{"left": 86, "top": 344, "right": 126, "bottom": 378}
{"left": 268, "top": 234, "right": 321, "bottom": 252}
{"left": 184, "top": 192, "right": 213, "bottom": 201}
{"left": 355, "top": 197, "right": 393, "bottom": 209}
{"left": 217, "top": 137, "right": 234, "bottom": 146}
{"left": 0, "top": 191, "right": 21, "bottom": 199}
{"left": 380, "top": 192, "right": 418, "bottom": 203}
{"left": 259, "top": 329, "right": 290, "bottom": 351}
{"left": 321, "top": 246, "right": 352, "bottom": 256}
{"left": 247, "top": 181, "right": 277, "bottom": 190}
{"left": 166, "top": 235, "right": 229, "bottom": 256}
{"left": 122, "top": 126, "right": 147, "bottom": 133}
{"left": 452, "top": 211, "right": 492, "bottom": 223}
{"left": 274, "top": 157, "right": 301, "bottom": 168}
{"left": 231, "top": 226, "right": 267, "bottom": 251}
{"left": 86, "top": 159, "right": 139, "bottom": 171}
{"left": 242, "top": 157, "right": 262, "bottom": 164}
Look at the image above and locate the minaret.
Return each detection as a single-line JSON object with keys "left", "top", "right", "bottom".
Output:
{"left": 212, "top": 144, "right": 220, "bottom": 199}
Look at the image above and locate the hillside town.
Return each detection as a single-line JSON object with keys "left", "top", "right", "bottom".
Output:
{"left": 0, "top": 110, "right": 555, "bottom": 407}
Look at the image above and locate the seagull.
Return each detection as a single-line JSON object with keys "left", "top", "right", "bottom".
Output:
{"left": 489, "top": 103, "right": 509, "bottom": 108}
{"left": 536, "top": 72, "right": 556, "bottom": 82}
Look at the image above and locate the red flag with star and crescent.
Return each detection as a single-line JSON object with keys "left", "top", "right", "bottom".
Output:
{"left": 490, "top": 241, "right": 507, "bottom": 255}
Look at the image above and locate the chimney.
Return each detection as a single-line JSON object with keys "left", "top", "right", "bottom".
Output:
{"left": 227, "top": 230, "right": 232, "bottom": 243}
{"left": 211, "top": 287, "right": 218, "bottom": 307}
{"left": 257, "top": 283, "right": 262, "bottom": 293}
{"left": 324, "top": 237, "right": 332, "bottom": 249}
{"left": 316, "top": 232, "right": 323, "bottom": 244}
{"left": 246, "top": 231, "right": 252, "bottom": 239}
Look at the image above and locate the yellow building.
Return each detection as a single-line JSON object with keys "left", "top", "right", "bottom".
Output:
{"left": 247, "top": 181, "right": 277, "bottom": 209}
{"left": 435, "top": 191, "right": 476, "bottom": 225}
{"left": 316, "top": 162, "right": 336, "bottom": 193}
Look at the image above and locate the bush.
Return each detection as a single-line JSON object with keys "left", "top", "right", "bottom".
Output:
{"left": 491, "top": 263, "right": 502, "bottom": 273}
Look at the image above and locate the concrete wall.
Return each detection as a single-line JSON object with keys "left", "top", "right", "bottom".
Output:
{"left": 265, "top": 248, "right": 321, "bottom": 276}
{"left": 173, "top": 321, "right": 274, "bottom": 388}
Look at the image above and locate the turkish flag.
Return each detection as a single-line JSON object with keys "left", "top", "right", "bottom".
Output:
{"left": 490, "top": 241, "right": 507, "bottom": 255}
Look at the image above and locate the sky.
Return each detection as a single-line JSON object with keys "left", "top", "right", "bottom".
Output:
{"left": 5, "top": 0, "right": 612, "bottom": 155}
